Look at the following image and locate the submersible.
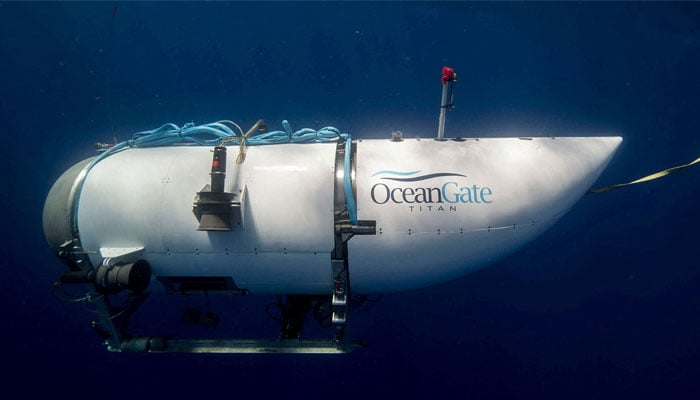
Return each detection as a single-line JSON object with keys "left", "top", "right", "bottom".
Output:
{"left": 43, "top": 67, "right": 622, "bottom": 353}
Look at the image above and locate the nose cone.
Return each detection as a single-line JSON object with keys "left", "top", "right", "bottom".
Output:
{"left": 551, "top": 135, "right": 623, "bottom": 199}
{"left": 533, "top": 136, "right": 623, "bottom": 218}
{"left": 43, "top": 158, "right": 92, "bottom": 252}
{"left": 350, "top": 136, "right": 623, "bottom": 293}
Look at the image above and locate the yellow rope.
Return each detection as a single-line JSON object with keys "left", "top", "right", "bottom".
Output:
{"left": 589, "top": 156, "right": 700, "bottom": 194}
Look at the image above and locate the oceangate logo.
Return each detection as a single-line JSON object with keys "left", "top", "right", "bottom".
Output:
{"left": 370, "top": 170, "right": 493, "bottom": 212}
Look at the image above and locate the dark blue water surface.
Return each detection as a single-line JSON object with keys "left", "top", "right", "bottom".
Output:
{"left": 2, "top": 2, "right": 700, "bottom": 398}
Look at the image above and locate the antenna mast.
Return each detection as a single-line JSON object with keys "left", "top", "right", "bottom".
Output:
{"left": 437, "top": 66, "right": 457, "bottom": 141}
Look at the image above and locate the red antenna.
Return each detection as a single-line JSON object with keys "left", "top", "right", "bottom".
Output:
{"left": 437, "top": 66, "right": 457, "bottom": 140}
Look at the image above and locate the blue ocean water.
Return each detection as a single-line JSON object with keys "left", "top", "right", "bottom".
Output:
{"left": 2, "top": 2, "right": 700, "bottom": 398}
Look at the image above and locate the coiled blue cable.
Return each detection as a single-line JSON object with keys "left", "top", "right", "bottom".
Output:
{"left": 123, "top": 120, "right": 342, "bottom": 147}
{"left": 71, "top": 120, "right": 358, "bottom": 232}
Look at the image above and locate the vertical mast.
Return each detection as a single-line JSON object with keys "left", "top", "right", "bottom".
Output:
{"left": 437, "top": 66, "right": 456, "bottom": 141}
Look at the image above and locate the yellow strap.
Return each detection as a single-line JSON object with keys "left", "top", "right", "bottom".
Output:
{"left": 588, "top": 156, "right": 700, "bottom": 194}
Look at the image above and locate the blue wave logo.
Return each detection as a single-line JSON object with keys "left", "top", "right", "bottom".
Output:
{"left": 371, "top": 170, "right": 466, "bottom": 182}
{"left": 369, "top": 169, "right": 493, "bottom": 206}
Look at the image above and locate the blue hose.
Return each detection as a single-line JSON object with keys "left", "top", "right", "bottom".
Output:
{"left": 71, "top": 120, "right": 358, "bottom": 232}
{"left": 123, "top": 120, "right": 342, "bottom": 147}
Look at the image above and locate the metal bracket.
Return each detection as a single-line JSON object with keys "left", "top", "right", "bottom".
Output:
{"left": 331, "top": 138, "right": 376, "bottom": 344}
{"left": 99, "top": 246, "right": 145, "bottom": 266}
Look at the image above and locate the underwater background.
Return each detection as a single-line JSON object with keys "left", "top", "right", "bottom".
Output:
{"left": 2, "top": 1, "right": 700, "bottom": 398}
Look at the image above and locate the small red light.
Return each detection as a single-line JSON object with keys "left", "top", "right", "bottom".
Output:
{"left": 441, "top": 66, "right": 456, "bottom": 84}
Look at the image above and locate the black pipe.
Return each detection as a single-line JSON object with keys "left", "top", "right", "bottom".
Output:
{"left": 58, "top": 260, "right": 151, "bottom": 294}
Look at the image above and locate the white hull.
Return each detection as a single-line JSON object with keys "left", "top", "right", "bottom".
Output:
{"left": 46, "top": 136, "right": 622, "bottom": 294}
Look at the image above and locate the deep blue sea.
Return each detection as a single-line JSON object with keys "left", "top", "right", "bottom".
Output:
{"left": 2, "top": 2, "right": 700, "bottom": 398}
